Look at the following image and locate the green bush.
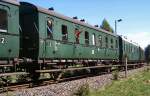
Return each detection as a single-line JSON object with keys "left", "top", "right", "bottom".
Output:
{"left": 112, "top": 70, "right": 119, "bottom": 80}
{"left": 17, "top": 75, "right": 28, "bottom": 83}
{"left": 74, "top": 83, "right": 90, "bottom": 96}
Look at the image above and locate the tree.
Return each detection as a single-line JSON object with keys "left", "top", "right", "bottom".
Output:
{"left": 100, "top": 19, "right": 114, "bottom": 33}
{"left": 145, "top": 45, "right": 150, "bottom": 64}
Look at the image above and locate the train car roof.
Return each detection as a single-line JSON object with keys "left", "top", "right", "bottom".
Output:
{"left": 32, "top": 4, "right": 118, "bottom": 37}
{"left": 120, "top": 35, "right": 139, "bottom": 47}
{"left": 1, "top": 0, "right": 19, "bottom": 6}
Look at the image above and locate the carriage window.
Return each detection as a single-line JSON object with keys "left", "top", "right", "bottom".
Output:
{"left": 85, "top": 31, "right": 89, "bottom": 45}
{"left": 98, "top": 35, "right": 102, "bottom": 47}
{"left": 132, "top": 47, "right": 134, "bottom": 53}
{"left": 62, "top": 25, "right": 68, "bottom": 41}
{"left": 116, "top": 40, "right": 118, "bottom": 48}
{"left": 75, "top": 28, "right": 81, "bottom": 44}
{"left": 47, "top": 19, "right": 53, "bottom": 39}
{"left": 130, "top": 46, "right": 131, "bottom": 52}
{"left": 111, "top": 39, "right": 114, "bottom": 48}
{"left": 111, "top": 39, "right": 113, "bottom": 43}
{"left": 105, "top": 37, "right": 108, "bottom": 48}
{"left": 92, "top": 33, "right": 96, "bottom": 45}
{"left": 0, "top": 9, "right": 7, "bottom": 32}
{"left": 129, "top": 45, "right": 130, "bottom": 52}
{"left": 124, "top": 43, "right": 126, "bottom": 51}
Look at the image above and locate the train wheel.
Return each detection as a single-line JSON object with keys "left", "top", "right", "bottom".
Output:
{"left": 51, "top": 72, "right": 63, "bottom": 81}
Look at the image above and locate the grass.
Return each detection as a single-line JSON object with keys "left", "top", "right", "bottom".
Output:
{"left": 90, "top": 69, "right": 150, "bottom": 96}
{"left": 74, "top": 83, "right": 90, "bottom": 96}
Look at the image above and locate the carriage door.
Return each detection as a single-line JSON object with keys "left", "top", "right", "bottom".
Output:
{"left": 43, "top": 17, "right": 54, "bottom": 58}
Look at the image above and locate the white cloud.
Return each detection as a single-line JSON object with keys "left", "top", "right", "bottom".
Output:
{"left": 122, "top": 32, "right": 150, "bottom": 49}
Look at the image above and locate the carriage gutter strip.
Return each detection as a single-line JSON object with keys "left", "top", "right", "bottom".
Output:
{"left": 1, "top": 0, "right": 20, "bottom": 6}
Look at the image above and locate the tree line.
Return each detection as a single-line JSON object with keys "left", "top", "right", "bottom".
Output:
{"left": 100, "top": 19, "right": 114, "bottom": 33}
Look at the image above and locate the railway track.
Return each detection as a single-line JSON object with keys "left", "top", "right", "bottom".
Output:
{"left": 0, "top": 69, "right": 110, "bottom": 93}
{"left": 0, "top": 63, "right": 145, "bottom": 93}
{"left": 0, "top": 74, "right": 94, "bottom": 93}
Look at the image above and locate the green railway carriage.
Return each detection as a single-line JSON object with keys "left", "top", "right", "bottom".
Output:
{"left": 0, "top": 0, "right": 145, "bottom": 82}
{"left": 0, "top": 0, "right": 144, "bottom": 66}
{"left": 19, "top": 2, "right": 119, "bottom": 63}
{"left": 0, "top": 0, "right": 20, "bottom": 62}
{"left": 119, "top": 36, "right": 142, "bottom": 63}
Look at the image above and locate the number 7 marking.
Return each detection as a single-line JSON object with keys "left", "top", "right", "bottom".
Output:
{"left": 1, "top": 38, "right": 5, "bottom": 44}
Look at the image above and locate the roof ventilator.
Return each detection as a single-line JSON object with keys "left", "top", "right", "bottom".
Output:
{"left": 80, "top": 19, "right": 85, "bottom": 22}
{"left": 94, "top": 25, "right": 99, "bottom": 27}
{"left": 73, "top": 16, "right": 78, "bottom": 19}
{"left": 48, "top": 7, "right": 54, "bottom": 11}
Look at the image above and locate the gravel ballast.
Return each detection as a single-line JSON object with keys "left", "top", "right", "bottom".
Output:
{"left": 0, "top": 67, "right": 146, "bottom": 96}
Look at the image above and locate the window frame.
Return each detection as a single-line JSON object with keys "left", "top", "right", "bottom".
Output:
{"left": 115, "top": 40, "right": 118, "bottom": 49}
{"left": 74, "top": 28, "right": 81, "bottom": 44}
{"left": 92, "top": 33, "right": 96, "bottom": 46}
{"left": 61, "top": 24, "right": 68, "bottom": 42}
{"left": 85, "top": 31, "right": 89, "bottom": 45}
{"left": 110, "top": 38, "right": 114, "bottom": 49}
{"left": 47, "top": 18, "right": 53, "bottom": 39}
{"left": 105, "top": 36, "right": 108, "bottom": 48}
{"left": 0, "top": 9, "right": 8, "bottom": 33}
{"left": 98, "top": 35, "right": 102, "bottom": 47}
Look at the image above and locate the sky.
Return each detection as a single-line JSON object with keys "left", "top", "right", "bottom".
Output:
{"left": 19, "top": 0, "right": 150, "bottom": 49}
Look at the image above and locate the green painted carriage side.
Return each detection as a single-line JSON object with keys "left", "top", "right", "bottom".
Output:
{"left": 139, "top": 47, "right": 144, "bottom": 61}
{"left": 0, "top": 2, "right": 19, "bottom": 59}
{"left": 81, "top": 27, "right": 119, "bottom": 60}
{"left": 38, "top": 11, "right": 119, "bottom": 60}
{"left": 131, "top": 45, "right": 140, "bottom": 61}
{"left": 122, "top": 39, "right": 140, "bottom": 61}
{"left": 38, "top": 12, "right": 75, "bottom": 59}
